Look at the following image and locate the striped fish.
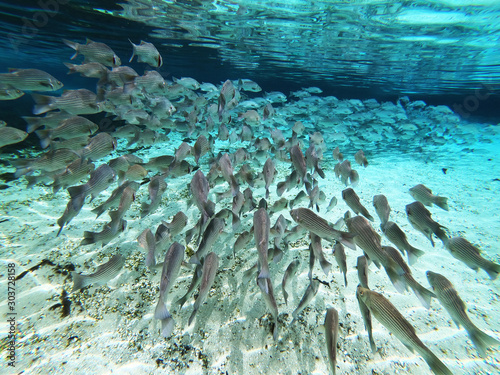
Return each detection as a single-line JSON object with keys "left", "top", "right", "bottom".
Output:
{"left": 72, "top": 254, "right": 125, "bottom": 292}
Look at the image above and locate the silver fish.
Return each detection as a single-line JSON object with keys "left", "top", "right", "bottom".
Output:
{"left": 91, "top": 180, "right": 138, "bottom": 218}
{"left": 355, "top": 285, "right": 376, "bottom": 353}
{"left": 72, "top": 254, "right": 125, "bottom": 292}
{"left": 219, "top": 153, "right": 239, "bottom": 196}
{"left": 292, "top": 279, "right": 320, "bottom": 323}
{"left": 36, "top": 116, "right": 99, "bottom": 149}
{"left": 191, "top": 170, "right": 215, "bottom": 223}
{"left": 342, "top": 188, "right": 374, "bottom": 221}
{"left": 64, "top": 62, "right": 108, "bottom": 78}
{"left": 257, "top": 276, "right": 279, "bottom": 340}
{"left": 326, "top": 196, "right": 338, "bottom": 212}
{"left": 79, "top": 133, "right": 117, "bottom": 161}
{"left": 357, "top": 286, "right": 452, "bottom": 375}
{"left": 161, "top": 211, "right": 189, "bottom": 240}
{"left": 57, "top": 194, "right": 85, "bottom": 236}
{"left": 372, "top": 194, "right": 390, "bottom": 226}
{"left": 426, "top": 271, "right": 500, "bottom": 357}
{"left": 80, "top": 218, "right": 126, "bottom": 246}
{"left": 406, "top": 201, "right": 448, "bottom": 247}
{"left": 254, "top": 208, "right": 271, "bottom": 280}
{"left": 290, "top": 144, "right": 308, "bottom": 185}
{"left": 188, "top": 252, "right": 219, "bottom": 326}
{"left": 141, "top": 176, "right": 167, "bottom": 218}
{"left": 381, "top": 221, "right": 425, "bottom": 266}
{"left": 310, "top": 232, "right": 332, "bottom": 277}
{"left": 108, "top": 185, "right": 136, "bottom": 221}
{"left": 282, "top": 259, "right": 300, "bottom": 305}
{"left": 333, "top": 242, "right": 347, "bottom": 287}
{"left": 12, "top": 148, "right": 80, "bottom": 177}
{"left": 356, "top": 255, "right": 369, "bottom": 289}
{"left": 129, "top": 40, "right": 162, "bottom": 67}
{"left": 290, "top": 190, "right": 308, "bottom": 209}
{"left": 0, "top": 68, "right": 63, "bottom": 91}
{"left": 354, "top": 150, "right": 368, "bottom": 167}
{"left": 0, "top": 87, "right": 24, "bottom": 100}
{"left": 137, "top": 228, "right": 156, "bottom": 268}
{"left": 289, "top": 207, "right": 355, "bottom": 250}
{"left": 445, "top": 237, "right": 500, "bottom": 280}
{"left": 32, "top": 89, "right": 101, "bottom": 115}
{"left": 189, "top": 218, "right": 225, "bottom": 265}
{"left": 155, "top": 242, "right": 185, "bottom": 337}
{"left": 63, "top": 38, "right": 121, "bottom": 67}
{"left": 0, "top": 125, "right": 28, "bottom": 148}
{"left": 324, "top": 308, "right": 339, "bottom": 375}
{"left": 263, "top": 157, "right": 275, "bottom": 199}
{"left": 409, "top": 184, "right": 449, "bottom": 211}
{"left": 52, "top": 158, "right": 95, "bottom": 193}
{"left": 68, "top": 163, "right": 116, "bottom": 202}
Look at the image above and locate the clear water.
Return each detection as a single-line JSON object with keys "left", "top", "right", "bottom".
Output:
{"left": 0, "top": 1, "right": 499, "bottom": 374}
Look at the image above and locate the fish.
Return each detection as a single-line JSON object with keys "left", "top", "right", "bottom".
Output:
{"left": 426, "top": 271, "right": 500, "bottom": 357}
{"left": 383, "top": 246, "right": 435, "bottom": 309}
{"left": 35, "top": 116, "right": 99, "bottom": 149}
{"left": 52, "top": 158, "right": 95, "bottom": 193}
{"left": 333, "top": 242, "right": 348, "bottom": 287}
{"left": 310, "top": 233, "right": 332, "bottom": 277}
{"left": 372, "top": 194, "right": 390, "bottom": 226}
{"left": 256, "top": 276, "right": 280, "bottom": 340}
{"left": 12, "top": 148, "right": 80, "bottom": 177}
{"left": 254, "top": 207, "right": 271, "bottom": 281}
{"left": 332, "top": 146, "right": 343, "bottom": 162}
{"left": 290, "top": 207, "right": 356, "bottom": 250}
{"left": 326, "top": 196, "right": 338, "bottom": 212}
{"left": 291, "top": 279, "right": 320, "bottom": 323}
{"left": 292, "top": 121, "right": 305, "bottom": 136}
{"left": 263, "top": 158, "right": 275, "bottom": 199}
{"left": 324, "top": 308, "right": 339, "bottom": 375}
{"left": 409, "top": 184, "right": 449, "bottom": 211}
{"left": 140, "top": 176, "right": 167, "bottom": 218}
{"left": 190, "top": 169, "right": 215, "bottom": 225}
{"left": 381, "top": 221, "right": 425, "bottom": 265}
{"left": 108, "top": 185, "right": 137, "bottom": 221}
{"left": 357, "top": 286, "right": 452, "bottom": 375}
{"left": 354, "top": 150, "right": 368, "bottom": 167}
{"left": 345, "top": 216, "right": 405, "bottom": 289}
{"left": 176, "top": 264, "right": 202, "bottom": 309}
{"left": 335, "top": 160, "right": 357, "bottom": 186}
{"left": 80, "top": 218, "right": 127, "bottom": 246}
{"left": 67, "top": 163, "right": 116, "bottom": 202}
{"left": 290, "top": 145, "right": 308, "bottom": 186}
{"left": 57, "top": 194, "right": 85, "bottom": 236}
{"left": 342, "top": 188, "right": 374, "bottom": 221}
{"left": 0, "top": 87, "right": 24, "bottom": 100}
{"left": 129, "top": 40, "right": 162, "bottom": 67}
{"left": 189, "top": 218, "right": 225, "bottom": 265}
{"left": 91, "top": 180, "right": 138, "bottom": 218}
{"left": 64, "top": 62, "right": 109, "bottom": 78}
{"left": 32, "top": 89, "right": 101, "bottom": 115}
{"left": 281, "top": 259, "right": 300, "bottom": 305}
{"left": 305, "top": 144, "right": 325, "bottom": 179}
{"left": 0, "top": 124, "right": 28, "bottom": 148}
{"left": 161, "top": 211, "right": 189, "bottom": 240}
{"left": 155, "top": 242, "right": 185, "bottom": 337}
{"left": 445, "top": 237, "right": 500, "bottom": 280}
{"left": 173, "top": 77, "right": 200, "bottom": 90}
{"left": 356, "top": 256, "right": 369, "bottom": 289}
{"left": 0, "top": 68, "right": 63, "bottom": 91}
{"left": 63, "top": 38, "right": 121, "bottom": 67}
{"left": 137, "top": 228, "right": 156, "bottom": 268}
{"left": 23, "top": 111, "right": 73, "bottom": 133}
{"left": 238, "top": 78, "right": 262, "bottom": 92}
{"left": 355, "top": 284, "right": 376, "bottom": 353}
{"left": 233, "top": 229, "right": 254, "bottom": 256}
{"left": 188, "top": 252, "right": 219, "bottom": 326}
{"left": 289, "top": 190, "right": 308, "bottom": 209}
{"left": 79, "top": 133, "right": 117, "bottom": 161}
{"left": 193, "top": 134, "right": 211, "bottom": 164}
{"left": 219, "top": 153, "right": 239, "bottom": 196}
{"left": 72, "top": 254, "right": 125, "bottom": 293}
{"left": 405, "top": 201, "right": 448, "bottom": 247}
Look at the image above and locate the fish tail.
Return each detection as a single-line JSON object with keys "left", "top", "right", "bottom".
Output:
{"left": 71, "top": 271, "right": 86, "bottom": 293}
{"left": 91, "top": 206, "right": 105, "bottom": 219}
{"left": 434, "top": 196, "right": 449, "bottom": 211}
{"left": 315, "top": 165, "right": 326, "bottom": 179}
{"left": 189, "top": 254, "right": 201, "bottom": 266}
{"left": 128, "top": 39, "right": 136, "bottom": 63}
{"left": 205, "top": 200, "right": 215, "bottom": 218}
{"left": 52, "top": 180, "right": 62, "bottom": 194}
{"left": 258, "top": 266, "right": 271, "bottom": 281}
{"left": 276, "top": 181, "right": 286, "bottom": 196}
{"left": 265, "top": 187, "right": 270, "bottom": 200}
{"left": 145, "top": 250, "right": 156, "bottom": 268}
{"left": 35, "top": 129, "right": 51, "bottom": 148}
{"left": 31, "top": 93, "right": 54, "bottom": 115}
{"left": 339, "top": 231, "right": 356, "bottom": 250}
{"left": 385, "top": 266, "right": 407, "bottom": 293}
{"left": 409, "top": 280, "right": 435, "bottom": 309}
{"left": 421, "top": 348, "right": 453, "bottom": 375}
{"left": 67, "top": 184, "right": 87, "bottom": 200}
{"left": 468, "top": 325, "right": 500, "bottom": 357}
{"left": 80, "top": 231, "right": 95, "bottom": 246}
{"left": 176, "top": 295, "right": 187, "bottom": 309}
{"left": 63, "top": 62, "right": 77, "bottom": 74}
{"left": 108, "top": 209, "right": 120, "bottom": 222}
{"left": 188, "top": 309, "right": 197, "bottom": 326}
{"left": 56, "top": 219, "right": 65, "bottom": 237}
{"left": 343, "top": 272, "right": 348, "bottom": 287}
{"left": 484, "top": 261, "right": 500, "bottom": 280}
{"left": 25, "top": 175, "right": 39, "bottom": 189}
{"left": 319, "top": 259, "right": 332, "bottom": 276}
{"left": 407, "top": 245, "right": 425, "bottom": 266}
{"left": 62, "top": 39, "right": 79, "bottom": 59}
{"left": 140, "top": 202, "right": 151, "bottom": 218}
{"left": 434, "top": 225, "right": 449, "bottom": 246}
{"left": 231, "top": 212, "right": 240, "bottom": 232}
{"left": 160, "top": 316, "right": 175, "bottom": 337}
{"left": 282, "top": 287, "right": 289, "bottom": 305}
{"left": 154, "top": 296, "right": 171, "bottom": 320}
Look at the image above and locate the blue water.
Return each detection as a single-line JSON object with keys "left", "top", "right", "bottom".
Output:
{"left": 0, "top": 1, "right": 499, "bottom": 374}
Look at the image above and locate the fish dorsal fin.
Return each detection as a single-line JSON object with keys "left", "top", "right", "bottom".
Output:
{"left": 140, "top": 40, "right": 147, "bottom": 45}
{"left": 85, "top": 38, "right": 93, "bottom": 45}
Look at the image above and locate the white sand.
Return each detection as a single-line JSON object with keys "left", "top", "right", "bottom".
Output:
{"left": 1, "top": 119, "right": 499, "bottom": 375}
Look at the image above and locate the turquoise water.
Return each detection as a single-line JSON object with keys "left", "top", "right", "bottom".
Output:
{"left": 0, "top": 1, "right": 499, "bottom": 374}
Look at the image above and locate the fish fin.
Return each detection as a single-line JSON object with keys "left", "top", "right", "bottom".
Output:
{"left": 485, "top": 262, "right": 500, "bottom": 280}
{"left": 205, "top": 200, "right": 215, "bottom": 218}
{"left": 434, "top": 196, "right": 449, "bottom": 211}
{"left": 410, "top": 280, "right": 435, "bottom": 309}
{"left": 35, "top": 129, "right": 52, "bottom": 148}
{"left": 71, "top": 271, "right": 86, "bottom": 293}
{"left": 435, "top": 225, "right": 449, "bottom": 246}
{"left": 80, "top": 231, "right": 95, "bottom": 246}
{"left": 154, "top": 296, "right": 171, "bottom": 320}
{"left": 91, "top": 205, "right": 105, "bottom": 219}
{"left": 282, "top": 287, "right": 289, "bottom": 305}
{"left": 67, "top": 184, "right": 87, "bottom": 200}
{"left": 407, "top": 245, "right": 425, "bottom": 266}
{"left": 320, "top": 259, "right": 332, "bottom": 276}
{"left": 62, "top": 39, "right": 78, "bottom": 59}
{"left": 468, "top": 326, "right": 500, "bottom": 358}
{"left": 108, "top": 209, "right": 120, "bottom": 222}
{"left": 316, "top": 166, "right": 325, "bottom": 179}
{"left": 258, "top": 266, "right": 270, "bottom": 281}
{"left": 189, "top": 254, "right": 201, "bottom": 266}
{"left": 128, "top": 39, "right": 136, "bottom": 63}
{"left": 340, "top": 231, "right": 356, "bottom": 250}
{"left": 31, "top": 93, "right": 53, "bottom": 115}
{"left": 160, "top": 317, "right": 175, "bottom": 337}
{"left": 188, "top": 309, "right": 197, "bottom": 326}
{"left": 386, "top": 267, "right": 407, "bottom": 293}
{"left": 343, "top": 273, "right": 348, "bottom": 287}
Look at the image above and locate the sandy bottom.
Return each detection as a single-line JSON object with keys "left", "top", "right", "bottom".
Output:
{"left": 1, "top": 128, "right": 499, "bottom": 375}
